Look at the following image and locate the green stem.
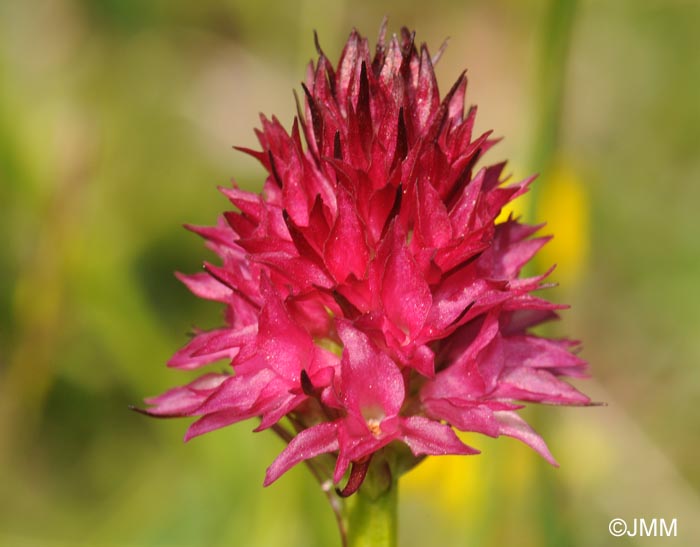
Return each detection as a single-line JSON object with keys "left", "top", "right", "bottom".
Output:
{"left": 344, "top": 474, "right": 398, "bottom": 547}
{"left": 527, "top": 0, "right": 578, "bottom": 224}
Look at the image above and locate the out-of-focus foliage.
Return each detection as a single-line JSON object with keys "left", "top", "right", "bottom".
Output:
{"left": 1, "top": 1, "right": 699, "bottom": 546}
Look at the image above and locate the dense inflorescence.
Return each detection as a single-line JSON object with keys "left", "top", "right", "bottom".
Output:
{"left": 141, "top": 24, "right": 590, "bottom": 495}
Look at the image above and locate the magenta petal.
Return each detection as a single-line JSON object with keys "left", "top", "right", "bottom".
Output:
{"left": 193, "top": 368, "right": 276, "bottom": 415}
{"left": 219, "top": 186, "right": 264, "bottom": 218}
{"left": 407, "top": 344, "right": 436, "bottom": 378}
{"left": 337, "top": 320, "right": 405, "bottom": 418}
{"left": 324, "top": 185, "right": 369, "bottom": 282}
{"left": 336, "top": 30, "right": 360, "bottom": 111}
{"left": 492, "top": 411, "right": 558, "bottom": 466}
{"left": 415, "top": 174, "right": 452, "bottom": 248}
{"left": 190, "top": 325, "right": 257, "bottom": 360}
{"left": 494, "top": 367, "right": 591, "bottom": 405}
{"left": 256, "top": 393, "right": 307, "bottom": 431}
{"left": 175, "top": 272, "right": 232, "bottom": 302}
{"left": 426, "top": 273, "right": 491, "bottom": 333}
{"left": 448, "top": 166, "right": 486, "bottom": 232}
{"left": 264, "top": 422, "right": 339, "bottom": 486}
{"left": 479, "top": 219, "right": 550, "bottom": 279}
{"left": 421, "top": 398, "right": 557, "bottom": 464}
{"left": 184, "top": 409, "right": 243, "bottom": 441}
{"left": 256, "top": 287, "right": 313, "bottom": 381}
{"left": 380, "top": 222, "right": 432, "bottom": 338}
{"left": 167, "top": 328, "right": 251, "bottom": 370}
{"left": 143, "top": 373, "right": 229, "bottom": 416}
{"left": 414, "top": 45, "right": 439, "bottom": 131}
{"left": 254, "top": 251, "right": 334, "bottom": 289}
{"left": 501, "top": 308, "right": 560, "bottom": 335}
{"left": 502, "top": 334, "right": 587, "bottom": 371}
{"left": 184, "top": 219, "right": 237, "bottom": 249}
{"left": 446, "top": 72, "right": 467, "bottom": 127}
{"left": 401, "top": 416, "right": 479, "bottom": 456}
{"left": 333, "top": 418, "right": 399, "bottom": 483}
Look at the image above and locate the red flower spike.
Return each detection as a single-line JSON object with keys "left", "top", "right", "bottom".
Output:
{"left": 140, "top": 24, "right": 591, "bottom": 495}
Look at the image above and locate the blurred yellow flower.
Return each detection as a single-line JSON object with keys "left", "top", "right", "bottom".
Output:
{"left": 535, "top": 161, "right": 590, "bottom": 285}
{"left": 497, "top": 161, "right": 590, "bottom": 285}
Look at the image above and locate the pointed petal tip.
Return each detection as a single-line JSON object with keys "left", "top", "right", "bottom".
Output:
{"left": 183, "top": 427, "right": 200, "bottom": 443}
{"left": 130, "top": 404, "right": 186, "bottom": 419}
{"left": 431, "top": 37, "right": 450, "bottom": 65}
{"left": 128, "top": 404, "right": 149, "bottom": 416}
{"left": 252, "top": 421, "right": 271, "bottom": 433}
{"left": 262, "top": 470, "right": 276, "bottom": 487}
{"left": 377, "top": 16, "right": 389, "bottom": 45}
{"left": 313, "top": 29, "right": 322, "bottom": 55}
{"left": 461, "top": 445, "right": 481, "bottom": 456}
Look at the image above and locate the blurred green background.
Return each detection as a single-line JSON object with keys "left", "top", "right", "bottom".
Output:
{"left": 1, "top": 0, "right": 699, "bottom": 545}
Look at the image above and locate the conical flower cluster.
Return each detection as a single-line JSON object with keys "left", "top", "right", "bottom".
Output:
{"left": 142, "top": 25, "right": 590, "bottom": 494}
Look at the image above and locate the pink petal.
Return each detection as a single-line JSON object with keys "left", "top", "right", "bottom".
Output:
{"left": 494, "top": 367, "right": 591, "bottom": 405}
{"left": 324, "top": 184, "right": 369, "bottom": 282}
{"left": 142, "top": 373, "right": 229, "bottom": 416}
{"left": 175, "top": 272, "right": 232, "bottom": 302}
{"left": 493, "top": 411, "right": 558, "bottom": 465}
{"left": 477, "top": 218, "right": 550, "bottom": 280}
{"left": 502, "top": 335, "right": 587, "bottom": 372}
{"left": 334, "top": 418, "right": 399, "bottom": 482}
{"left": 421, "top": 398, "right": 556, "bottom": 464}
{"left": 337, "top": 320, "right": 405, "bottom": 418}
{"left": 190, "top": 325, "right": 257, "bottom": 360}
{"left": 219, "top": 186, "right": 264, "bottom": 220}
{"left": 414, "top": 172, "right": 452, "bottom": 248}
{"left": 380, "top": 222, "right": 432, "bottom": 338}
{"left": 192, "top": 368, "right": 277, "bottom": 415}
{"left": 167, "top": 328, "right": 250, "bottom": 370}
{"left": 184, "top": 409, "right": 244, "bottom": 441}
{"left": 264, "top": 422, "right": 339, "bottom": 485}
{"left": 426, "top": 271, "right": 493, "bottom": 333}
{"left": 446, "top": 72, "right": 467, "bottom": 127}
{"left": 254, "top": 251, "right": 334, "bottom": 289}
{"left": 256, "top": 289, "right": 314, "bottom": 382}
{"left": 413, "top": 45, "right": 439, "bottom": 131}
{"left": 184, "top": 220, "right": 237, "bottom": 249}
{"left": 401, "top": 416, "right": 479, "bottom": 456}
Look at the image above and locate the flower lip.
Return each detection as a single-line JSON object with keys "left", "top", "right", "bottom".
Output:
{"left": 366, "top": 418, "right": 383, "bottom": 437}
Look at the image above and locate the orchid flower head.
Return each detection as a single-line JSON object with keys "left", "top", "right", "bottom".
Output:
{"left": 139, "top": 21, "right": 590, "bottom": 496}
